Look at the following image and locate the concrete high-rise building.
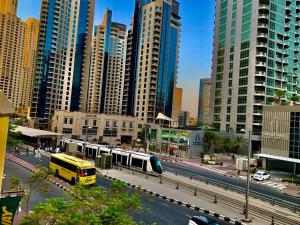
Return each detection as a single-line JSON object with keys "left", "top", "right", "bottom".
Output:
{"left": 0, "top": 0, "right": 25, "bottom": 111}
{"left": 31, "top": 0, "right": 95, "bottom": 129}
{"left": 211, "top": 0, "right": 300, "bottom": 150}
{"left": 88, "top": 10, "right": 126, "bottom": 115}
{"left": 21, "top": 18, "right": 39, "bottom": 116}
{"left": 198, "top": 78, "right": 211, "bottom": 125}
{"left": 178, "top": 111, "right": 190, "bottom": 127}
{"left": 123, "top": 0, "right": 181, "bottom": 123}
{"left": 172, "top": 87, "right": 182, "bottom": 121}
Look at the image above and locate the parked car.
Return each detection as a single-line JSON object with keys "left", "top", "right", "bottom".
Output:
{"left": 253, "top": 171, "right": 270, "bottom": 181}
{"left": 188, "top": 216, "right": 219, "bottom": 225}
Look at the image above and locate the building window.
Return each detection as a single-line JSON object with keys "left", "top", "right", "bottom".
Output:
{"left": 93, "top": 120, "right": 97, "bottom": 126}
{"left": 64, "top": 118, "right": 68, "bottom": 124}
{"left": 105, "top": 121, "right": 110, "bottom": 128}
{"left": 69, "top": 118, "right": 73, "bottom": 124}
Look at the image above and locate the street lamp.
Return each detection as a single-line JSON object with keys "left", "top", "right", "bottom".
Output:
{"left": 241, "top": 128, "right": 252, "bottom": 222}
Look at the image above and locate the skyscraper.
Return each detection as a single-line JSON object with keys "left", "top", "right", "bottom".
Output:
{"left": 123, "top": 0, "right": 181, "bottom": 123}
{"left": 0, "top": 0, "right": 26, "bottom": 111}
{"left": 88, "top": 10, "right": 126, "bottom": 115}
{"left": 211, "top": 0, "right": 300, "bottom": 150}
{"left": 31, "top": 0, "right": 94, "bottom": 128}
{"left": 198, "top": 78, "right": 211, "bottom": 125}
{"left": 22, "top": 18, "right": 39, "bottom": 116}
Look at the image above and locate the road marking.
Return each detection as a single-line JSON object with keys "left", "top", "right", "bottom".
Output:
{"left": 186, "top": 214, "right": 192, "bottom": 218}
{"left": 162, "top": 203, "right": 169, "bottom": 207}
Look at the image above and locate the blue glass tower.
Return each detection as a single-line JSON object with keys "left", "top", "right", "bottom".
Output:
{"left": 31, "top": 0, "right": 94, "bottom": 128}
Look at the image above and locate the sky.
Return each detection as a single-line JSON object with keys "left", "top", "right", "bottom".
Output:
{"left": 17, "top": 0, "right": 215, "bottom": 117}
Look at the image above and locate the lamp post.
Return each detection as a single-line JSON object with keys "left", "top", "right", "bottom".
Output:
{"left": 84, "top": 126, "right": 92, "bottom": 159}
{"left": 241, "top": 128, "right": 252, "bottom": 222}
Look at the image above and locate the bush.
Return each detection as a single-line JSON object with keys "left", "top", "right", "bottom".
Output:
{"left": 282, "top": 175, "right": 300, "bottom": 184}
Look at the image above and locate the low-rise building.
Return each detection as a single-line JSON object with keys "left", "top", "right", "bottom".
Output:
{"left": 260, "top": 106, "right": 300, "bottom": 173}
{"left": 51, "top": 111, "right": 145, "bottom": 145}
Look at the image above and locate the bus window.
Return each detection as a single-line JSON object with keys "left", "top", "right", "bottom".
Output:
{"left": 79, "top": 168, "right": 96, "bottom": 177}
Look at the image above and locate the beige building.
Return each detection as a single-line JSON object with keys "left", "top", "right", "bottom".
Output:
{"left": 198, "top": 78, "right": 211, "bottom": 125}
{"left": 0, "top": 0, "right": 25, "bottom": 112}
{"left": 88, "top": 10, "right": 126, "bottom": 115}
{"left": 20, "top": 18, "right": 39, "bottom": 116}
{"left": 260, "top": 106, "right": 300, "bottom": 173}
{"left": 172, "top": 87, "right": 182, "bottom": 121}
{"left": 51, "top": 110, "right": 145, "bottom": 144}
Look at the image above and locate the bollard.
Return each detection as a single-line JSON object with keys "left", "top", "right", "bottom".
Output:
{"left": 225, "top": 184, "right": 228, "bottom": 190}
{"left": 271, "top": 197, "right": 275, "bottom": 206}
{"left": 194, "top": 188, "right": 197, "bottom": 196}
{"left": 190, "top": 176, "right": 193, "bottom": 180}
{"left": 160, "top": 176, "right": 162, "bottom": 184}
{"left": 271, "top": 216, "right": 274, "bottom": 225}
{"left": 146, "top": 174, "right": 148, "bottom": 179}
{"left": 176, "top": 181, "right": 179, "bottom": 189}
{"left": 214, "top": 195, "right": 217, "bottom": 204}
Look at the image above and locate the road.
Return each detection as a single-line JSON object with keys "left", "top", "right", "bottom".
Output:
{"left": 2, "top": 160, "right": 63, "bottom": 210}
{"left": 162, "top": 161, "right": 300, "bottom": 206}
{"left": 7, "top": 153, "right": 230, "bottom": 225}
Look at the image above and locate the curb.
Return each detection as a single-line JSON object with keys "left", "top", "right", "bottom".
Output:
{"left": 100, "top": 172, "right": 245, "bottom": 225}
{"left": 6, "top": 154, "right": 70, "bottom": 192}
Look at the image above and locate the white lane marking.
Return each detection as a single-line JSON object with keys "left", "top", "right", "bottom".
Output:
{"left": 162, "top": 203, "right": 169, "bottom": 207}
{"left": 186, "top": 214, "right": 192, "bottom": 218}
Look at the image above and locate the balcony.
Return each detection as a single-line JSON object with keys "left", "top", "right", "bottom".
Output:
{"left": 257, "top": 23, "right": 268, "bottom": 29}
{"left": 256, "top": 71, "right": 266, "bottom": 77}
{"left": 256, "top": 61, "right": 267, "bottom": 67}
{"left": 257, "top": 33, "right": 268, "bottom": 39}
{"left": 256, "top": 52, "right": 267, "bottom": 58}
{"left": 259, "top": 4, "right": 269, "bottom": 12}
{"left": 257, "top": 42, "right": 268, "bottom": 48}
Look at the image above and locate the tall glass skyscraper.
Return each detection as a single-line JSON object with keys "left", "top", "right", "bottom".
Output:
{"left": 123, "top": 0, "right": 181, "bottom": 123}
{"left": 88, "top": 10, "right": 126, "bottom": 115}
{"left": 31, "top": 0, "right": 94, "bottom": 128}
{"left": 211, "top": 0, "right": 300, "bottom": 150}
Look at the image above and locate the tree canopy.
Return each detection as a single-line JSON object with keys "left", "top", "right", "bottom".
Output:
{"left": 21, "top": 181, "right": 146, "bottom": 225}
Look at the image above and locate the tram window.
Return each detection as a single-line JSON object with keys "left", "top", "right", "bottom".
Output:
{"left": 112, "top": 153, "right": 116, "bottom": 163}
{"left": 132, "top": 158, "right": 143, "bottom": 168}
{"left": 122, "top": 156, "right": 127, "bottom": 166}
{"left": 117, "top": 154, "right": 122, "bottom": 162}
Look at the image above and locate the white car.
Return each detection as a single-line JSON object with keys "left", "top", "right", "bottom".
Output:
{"left": 253, "top": 171, "right": 270, "bottom": 181}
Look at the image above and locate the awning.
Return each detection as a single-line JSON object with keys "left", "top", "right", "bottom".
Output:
{"left": 14, "top": 126, "right": 63, "bottom": 138}
{"left": 257, "top": 153, "right": 300, "bottom": 164}
{"left": 155, "top": 113, "right": 173, "bottom": 122}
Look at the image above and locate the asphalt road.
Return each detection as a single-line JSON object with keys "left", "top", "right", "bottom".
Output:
{"left": 162, "top": 161, "right": 300, "bottom": 206}
{"left": 8, "top": 152, "right": 230, "bottom": 225}
{"left": 2, "top": 160, "right": 63, "bottom": 210}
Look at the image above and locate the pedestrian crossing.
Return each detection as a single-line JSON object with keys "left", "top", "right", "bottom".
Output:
{"left": 238, "top": 176, "right": 286, "bottom": 190}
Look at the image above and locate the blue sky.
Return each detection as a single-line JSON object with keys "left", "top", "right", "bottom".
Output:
{"left": 17, "top": 0, "right": 215, "bottom": 117}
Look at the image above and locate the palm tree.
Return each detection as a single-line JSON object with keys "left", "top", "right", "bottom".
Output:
{"left": 233, "top": 135, "right": 248, "bottom": 154}
{"left": 203, "top": 131, "right": 218, "bottom": 153}
{"left": 217, "top": 137, "right": 233, "bottom": 153}
{"left": 275, "top": 89, "right": 285, "bottom": 105}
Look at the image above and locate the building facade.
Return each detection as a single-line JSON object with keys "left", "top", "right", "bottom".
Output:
{"left": 178, "top": 111, "right": 190, "bottom": 127}
{"left": 260, "top": 106, "right": 300, "bottom": 173}
{"left": 88, "top": 10, "right": 126, "bottom": 115}
{"left": 21, "top": 18, "right": 39, "bottom": 116}
{"left": 0, "top": 0, "right": 25, "bottom": 111}
{"left": 123, "top": 0, "right": 181, "bottom": 123}
{"left": 211, "top": 0, "right": 300, "bottom": 151}
{"left": 198, "top": 78, "right": 211, "bottom": 125}
{"left": 51, "top": 110, "right": 145, "bottom": 144}
{"left": 172, "top": 87, "right": 182, "bottom": 121}
{"left": 31, "top": 0, "right": 95, "bottom": 128}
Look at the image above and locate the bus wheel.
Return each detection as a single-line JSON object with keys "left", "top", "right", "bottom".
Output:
{"left": 71, "top": 177, "right": 76, "bottom": 185}
{"left": 55, "top": 170, "right": 59, "bottom": 177}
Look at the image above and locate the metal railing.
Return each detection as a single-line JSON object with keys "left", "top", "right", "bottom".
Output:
{"left": 163, "top": 165, "right": 300, "bottom": 214}
{"left": 112, "top": 165, "right": 300, "bottom": 225}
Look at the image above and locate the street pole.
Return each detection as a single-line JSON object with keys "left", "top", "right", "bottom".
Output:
{"left": 245, "top": 130, "right": 252, "bottom": 222}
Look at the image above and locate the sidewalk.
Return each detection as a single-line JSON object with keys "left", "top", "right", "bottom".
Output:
{"left": 99, "top": 168, "right": 271, "bottom": 225}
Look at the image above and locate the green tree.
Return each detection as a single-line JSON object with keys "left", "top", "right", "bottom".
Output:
{"left": 23, "top": 166, "right": 52, "bottom": 212}
{"left": 290, "top": 95, "right": 299, "bottom": 104}
{"left": 232, "top": 135, "right": 248, "bottom": 154}
{"left": 217, "top": 137, "right": 233, "bottom": 153}
{"left": 203, "top": 131, "right": 218, "bottom": 153}
{"left": 21, "top": 181, "right": 145, "bottom": 225}
{"left": 7, "top": 123, "right": 22, "bottom": 148}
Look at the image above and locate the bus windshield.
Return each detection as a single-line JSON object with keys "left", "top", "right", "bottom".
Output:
{"left": 79, "top": 168, "right": 96, "bottom": 177}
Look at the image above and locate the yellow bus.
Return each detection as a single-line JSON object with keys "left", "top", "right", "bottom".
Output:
{"left": 49, "top": 153, "right": 96, "bottom": 185}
